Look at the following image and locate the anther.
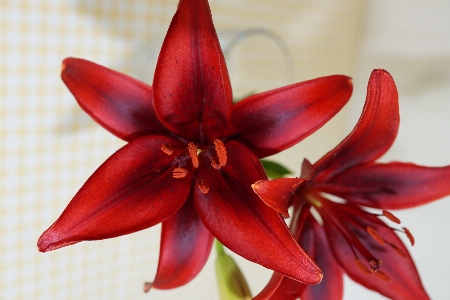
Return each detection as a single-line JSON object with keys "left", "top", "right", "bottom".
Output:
{"left": 403, "top": 227, "right": 415, "bottom": 246}
{"left": 369, "top": 259, "right": 383, "bottom": 272}
{"left": 173, "top": 167, "right": 188, "bottom": 178}
{"left": 388, "top": 242, "right": 408, "bottom": 258}
{"left": 367, "top": 226, "right": 385, "bottom": 245}
{"left": 161, "top": 143, "right": 173, "bottom": 155}
{"left": 354, "top": 259, "right": 372, "bottom": 275}
{"left": 374, "top": 271, "right": 391, "bottom": 282}
{"left": 198, "top": 180, "right": 209, "bottom": 194}
{"left": 188, "top": 142, "right": 199, "bottom": 168}
{"left": 213, "top": 139, "right": 227, "bottom": 167}
{"left": 211, "top": 158, "right": 221, "bottom": 169}
{"left": 382, "top": 210, "right": 401, "bottom": 224}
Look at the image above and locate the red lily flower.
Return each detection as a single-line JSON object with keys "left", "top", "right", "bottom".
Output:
{"left": 37, "top": 0, "right": 353, "bottom": 290}
{"left": 253, "top": 69, "right": 450, "bottom": 299}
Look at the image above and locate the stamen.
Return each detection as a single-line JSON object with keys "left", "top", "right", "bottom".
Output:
{"left": 382, "top": 210, "right": 401, "bottom": 224}
{"left": 198, "top": 180, "right": 209, "bottom": 194}
{"left": 369, "top": 259, "right": 383, "bottom": 272}
{"left": 374, "top": 271, "right": 391, "bottom": 282}
{"left": 143, "top": 282, "right": 152, "bottom": 293}
{"left": 173, "top": 167, "right": 188, "bottom": 178}
{"left": 367, "top": 226, "right": 385, "bottom": 245}
{"left": 354, "top": 259, "right": 372, "bottom": 275}
{"left": 214, "top": 139, "right": 227, "bottom": 167}
{"left": 403, "top": 227, "right": 415, "bottom": 246}
{"left": 211, "top": 158, "right": 221, "bottom": 169}
{"left": 388, "top": 242, "right": 408, "bottom": 258}
{"left": 161, "top": 143, "right": 173, "bottom": 155}
{"left": 188, "top": 142, "right": 199, "bottom": 168}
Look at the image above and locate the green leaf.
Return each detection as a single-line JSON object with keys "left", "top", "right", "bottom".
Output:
{"left": 260, "top": 159, "right": 293, "bottom": 179}
{"left": 215, "top": 240, "right": 252, "bottom": 300}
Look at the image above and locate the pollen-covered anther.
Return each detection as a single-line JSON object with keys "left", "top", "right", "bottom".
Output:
{"left": 369, "top": 259, "right": 383, "bottom": 272}
{"left": 213, "top": 139, "right": 227, "bottom": 167}
{"left": 198, "top": 180, "right": 209, "bottom": 194}
{"left": 187, "top": 142, "right": 199, "bottom": 168}
{"left": 374, "top": 271, "right": 391, "bottom": 282}
{"left": 354, "top": 259, "right": 372, "bottom": 275}
{"left": 388, "top": 242, "right": 408, "bottom": 258}
{"left": 173, "top": 167, "right": 188, "bottom": 179}
{"left": 211, "top": 158, "right": 221, "bottom": 169}
{"left": 161, "top": 143, "right": 173, "bottom": 155}
{"left": 382, "top": 210, "right": 401, "bottom": 224}
{"left": 367, "top": 226, "right": 385, "bottom": 245}
{"left": 403, "top": 227, "right": 415, "bottom": 246}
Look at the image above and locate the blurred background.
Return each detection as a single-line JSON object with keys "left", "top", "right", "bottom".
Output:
{"left": 1, "top": 0, "right": 449, "bottom": 299}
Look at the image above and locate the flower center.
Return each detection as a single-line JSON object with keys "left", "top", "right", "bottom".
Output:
{"left": 161, "top": 139, "right": 227, "bottom": 194}
{"left": 303, "top": 189, "right": 415, "bottom": 281}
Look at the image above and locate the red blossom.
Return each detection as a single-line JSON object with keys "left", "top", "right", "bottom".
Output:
{"left": 37, "top": 0, "right": 353, "bottom": 291}
{"left": 253, "top": 69, "right": 450, "bottom": 299}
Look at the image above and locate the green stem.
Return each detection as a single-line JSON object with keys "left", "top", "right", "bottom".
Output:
{"left": 215, "top": 239, "right": 225, "bottom": 255}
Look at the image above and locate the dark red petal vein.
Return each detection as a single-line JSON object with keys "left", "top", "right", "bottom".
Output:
{"left": 228, "top": 75, "right": 352, "bottom": 158}
{"left": 151, "top": 196, "right": 213, "bottom": 290}
{"left": 319, "top": 162, "right": 450, "bottom": 209}
{"left": 37, "top": 135, "right": 191, "bottom": 252}
{"left": 62, "top": 57, "right": 167, "bottom": 141}
{"left": 152, "top": 0, "right": 232, "bottom": 143}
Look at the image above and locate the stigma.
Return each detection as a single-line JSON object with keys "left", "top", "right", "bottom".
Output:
{"left": 302, "top": 189, "right": 415, "bottom": 280}
{"left": 160, "top": 139, "right": 228, "bottom": 194}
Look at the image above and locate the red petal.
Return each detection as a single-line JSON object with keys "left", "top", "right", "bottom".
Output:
{"left": 252, "top": 178, "right": 305, "bottom": 218}
{"left": 264, "top": 237, "right": 307, "bottom": 299}
{"left": 151, "top": 197, "right": 214, "bottom": 289}
{"left": 314, "top": 69, "right": 399, "bottom": 182}
{"left": 298, "top": 217, "right": 344, "bottom": 300}
{"left": 300, "top": 158, "right": 315, "bottom": 179}
{"left": 228, "top": 75, "right": 352, "bottom": 158}
{"left": 319, "top": 162, "right": 450, "bottom": 209}
{"left": 252, "top": 160, "right": 314, "bottom": 218}
{"left": 263, "top": 272, "right": 306, "bottom": 300}
{"left": 62, "top": 58, "right": 167, "bottom": 141}
{"left": 266, "top": 214, "right": 343, "bottom": 300}
{"left": 252, "top": 272, "right": 284, "bottom": 300}
{"left": 152, "top": 0, "right": 232, "bottom": 143}
{"left": 194, "top": 141, "right": 322, "bottom": 284}
{"left": 37, "top": 135, "right": 191, "bottom": 252}
{"left": 324, "top": 211, "right": 430, "bottom": 299}
{"left": 253, "top": 204, "right": 311, "bottom": 300}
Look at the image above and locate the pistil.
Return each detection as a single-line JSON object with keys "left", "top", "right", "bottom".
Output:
{"left": 160, "top": 140, "right": 227, "bottom": 194}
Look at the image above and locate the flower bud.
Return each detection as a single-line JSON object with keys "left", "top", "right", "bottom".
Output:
{"left": 215, "top": 241, "right": 252, "bottom": 300}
